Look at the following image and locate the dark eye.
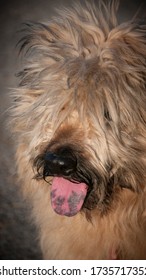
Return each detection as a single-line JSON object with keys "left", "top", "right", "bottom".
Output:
{"left": 61, "top": 106, "right": 65, "bottom": 111}
{"left": 104, "top": 108, "right": 111, "bottom": 121}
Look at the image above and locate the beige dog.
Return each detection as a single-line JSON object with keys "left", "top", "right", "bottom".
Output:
{"left": 11, "top": 0, "right": 146, "bottom": 259}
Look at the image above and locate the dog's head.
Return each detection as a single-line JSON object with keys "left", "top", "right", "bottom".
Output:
{"left": 14, "top": 1, "right": 146, "bottom": 217}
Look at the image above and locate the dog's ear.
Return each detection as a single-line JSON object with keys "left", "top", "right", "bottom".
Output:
{"left": 112, "top": 19, "right": 146, "bottom": 85}
{"left": 104, "top": 19, "right": 146, "bottom": 133}
{"left": 16, "top": 21, "right": 64, "bottom": 97}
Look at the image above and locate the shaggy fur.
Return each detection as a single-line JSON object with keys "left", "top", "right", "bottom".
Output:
{"left": 11, "top": 0, "right": 146, "bottom": 259}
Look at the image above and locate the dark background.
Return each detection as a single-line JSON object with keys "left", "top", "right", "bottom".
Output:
{"left": 0, "top": 0, "right": 145, "bottom": 260}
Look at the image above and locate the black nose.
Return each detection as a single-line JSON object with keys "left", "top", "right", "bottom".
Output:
{"left": 44, "top": 151, "right": 77, "bottom": 177}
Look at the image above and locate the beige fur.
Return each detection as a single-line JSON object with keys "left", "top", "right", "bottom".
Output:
{"left": 11, "top": 0, "right": 146, "bottom": 259}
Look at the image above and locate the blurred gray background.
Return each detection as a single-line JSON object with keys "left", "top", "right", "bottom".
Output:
{"left": 0, "top": 0, "right": 145, "bottom": 260}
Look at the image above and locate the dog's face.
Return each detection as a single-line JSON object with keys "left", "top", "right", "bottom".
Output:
{"left": 14, "top": 2, "right": 146, "bottom": 218}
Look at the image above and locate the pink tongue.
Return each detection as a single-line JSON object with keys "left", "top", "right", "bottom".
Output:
{"left": 50, "top": 177, "right": 87, "bottom": 217}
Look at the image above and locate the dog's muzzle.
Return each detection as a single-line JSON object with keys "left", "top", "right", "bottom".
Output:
{"left": 34, "top": 145, "right": 111, "bottom": 217}
{"left": 38, "top": 148, "right": 88, "bottom": 217}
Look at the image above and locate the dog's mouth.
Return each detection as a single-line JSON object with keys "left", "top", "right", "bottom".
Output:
{"left": 50, "top": 177, "right": 88, "bottom": 216}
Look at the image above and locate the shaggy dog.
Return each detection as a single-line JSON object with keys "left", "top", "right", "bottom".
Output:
{"left": 11, "top": 0, "right": 146, "bottom": 259}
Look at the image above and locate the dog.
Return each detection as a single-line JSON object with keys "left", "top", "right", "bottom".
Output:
{"left": 11, "top": 0, "right": 146, "bottom": 259}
